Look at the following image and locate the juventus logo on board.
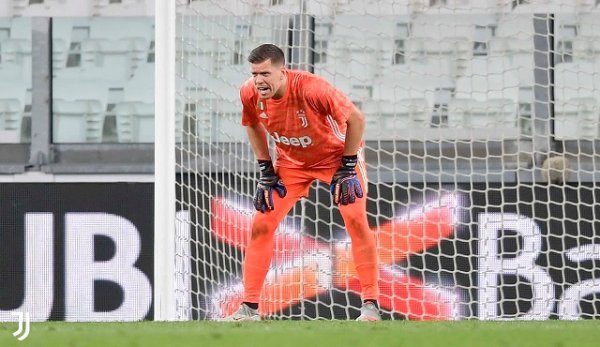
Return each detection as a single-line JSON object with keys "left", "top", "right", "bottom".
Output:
{"left": 297, "top": 109, "right": 308, "bottom": 128}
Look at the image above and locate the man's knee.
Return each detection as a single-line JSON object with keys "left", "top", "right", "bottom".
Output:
{"left": 339, "top": 208, "right": 369, "bottom": 236}
{"left": 250, "top": 221, "right": 276, "bottom": 240}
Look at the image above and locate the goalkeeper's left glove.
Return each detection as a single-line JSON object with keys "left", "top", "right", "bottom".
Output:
{"left": 253, "top": 160, "right": 287, "bottom": 213}
{"left": 330, "top": 155, "right": 363, "bottom": 205}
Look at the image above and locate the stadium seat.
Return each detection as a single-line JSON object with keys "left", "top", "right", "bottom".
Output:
{"left": 487, "top": 38, "right": 534, "bottom": 87}
{"left": 554, "top": 61, "right": 600, "bottom": 139}
{"left": 405, "top": 36, "right": 472, "bottom": 76}
{"left": 362, "top": 98, "right": 431, "bottom": 140}
{"left": 572, "top": 36, "right": 600, "bottom": 61}
{"left": 114, "top": 102, "right": 154, "bottom": 143}
{"left": 496, "top": 13, "right": 533, "bottom": 39}
{"left": 52, "top": 38, "right": 69, "bottom": 72}
{"left": 91, "top": 0, "right": 152, "bottom": 16}
{"left": 410, "top": 13, "right": 480, "bottom": 41}
{"left": 89, "top": 17, "right": 153, "bottom": 44}
{"left": 0, "top": 38, "right": 31, "bottom": 82}
{"left": 114, "top": 62, "right": 154, "bottom": 142}
{"left": 554, "top": 97, "right": 599, "bottom": 140}
{"left": 253, "top": 0, "right": 304, "bottom": 14}
{"left": 212, "top": 99, "right": 246, "bottom": 142}
{"left": 554, "top": 61, "right": 600, "bottom": 101}
{"left": 576, "top": 13, "right": 600, "bottom": 37}
{"left": 317, "top": 42, "right": 381, "bottom": 84}
{"left": 183, "top": 0, "right": 253, "bottom": 16}
{"left": 447, "top": 98, "right": 518, "bottom": 138}
{"left": 0, "top": 77, "right": 26, "bottom": 143}
{"left": 53, "top": 99, "right": 105, "bottom": 143}
{"left": 449, "top": 56, "right": 520, "bottom": 136}
{"left": 52, "top": 79, "right": 110, "bottom": 143}
{"left": 78, "top": 37, "right": 148, "bottom": 80}
{"left": 423, "top": 0, "right": 498, "bottom": 13}
{"left": 331, "top": 0, "right": 412, "bottom": 15}
{"left": 455, "top": 57, "right": 520, "bottom": 102}
{"left": 11, "top": 0, "right": 89, "bottom": 16}
{"left": 504, "top": 1, "right": 575, "bottom": 14}
{"left": 372, "top": 61, "right": 454, "bottom": 107}
{"left": 4, "top": 17, "right": 30, "bottom": 40}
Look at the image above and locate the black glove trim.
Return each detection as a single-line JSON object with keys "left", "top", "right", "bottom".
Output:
{"left": 341, "top": 155, "right": 358, "bottom": 168}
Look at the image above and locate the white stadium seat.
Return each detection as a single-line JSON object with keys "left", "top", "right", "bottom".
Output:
{"left": 114, "top": 62, "right": 154, "bottom": 142}
{"left": 448, "top": 56, "right": 520, "bottom": 137}
{"left": 0, "top": 18, "right": 28, "bottom": 142}
{"left": 52, "top": 38, "right": 69, "bottom": 72}
{"left": 11, "top": 0, "right": 90, "bottom": 16}
{"left": 455, "top": 57, "right": 520, "bottom": 102}
{"left": 5, "top": 0, "right": 153, "bottom": 16}
{"left": 91, "top": 0, "right": 153, "bottom": 16}
{"left": 114, "top": 102, "right": 154, "bottom": 143}
{"left": 362, "top": 98, "right": 431, "bottom": 140}
{"left": 373, "top": 61, "right": 454, "bottom": 107}
{"left": 495, "top": 14, "right": 534, "bottom": 39}
{"left": 52, "top": 79, "right": 110, "bottom": 143}
{"left": 53, "top": 99, "right": 105, "bottom": 143}
{"left": 0, "top": 77, "right": 26, "bottom": 143}
{"left": 554, "top": 61, "right": 600, "bottom": 139}
{"left": 448, "top": 98, "right": 517, "bottom": 129}
{"left": 577, "top": 13, "right": 600, "bottom": 37}
{"left": 573, "top": 36, "right": 600, "bottom": 62}
{"left": 554, "top": 97, "right": 599, "bottom": 140}
{"left": 182, "top": 0, "right": 253, "bottom": 16}
{"left": 333, "top": 0, "right": 413, "bottom": 15}
{"left": 89, "top": 17, "right": 153, "bottom": 43}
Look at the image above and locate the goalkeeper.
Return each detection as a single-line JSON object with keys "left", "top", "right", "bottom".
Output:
{"left": 225, "top": 43, "right": 380, "bottom": 321}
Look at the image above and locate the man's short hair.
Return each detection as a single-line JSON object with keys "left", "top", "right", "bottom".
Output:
{"left": 248, "top": 43, "right": 285, "bottom": 66}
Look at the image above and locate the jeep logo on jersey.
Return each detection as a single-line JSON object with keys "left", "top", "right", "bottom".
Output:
{"left": 271, "top": 132, "right": 313, "bottom": 148}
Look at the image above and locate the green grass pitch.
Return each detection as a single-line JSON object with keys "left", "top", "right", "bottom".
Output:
{"left": 1, "top": 320, "right": 599, "bottom": 347}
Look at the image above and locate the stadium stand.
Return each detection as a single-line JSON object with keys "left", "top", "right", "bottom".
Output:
{"left": 0, "top": 17, "right": 30, "bottom": 143}
{"left": 51, "top": 16, "right": 155, "bottom": 143}
{"left": 554, "top": 60, "right": 600, "bottom": 140}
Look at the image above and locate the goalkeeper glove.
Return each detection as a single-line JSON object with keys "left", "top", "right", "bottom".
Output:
{"left": 330, "top": 155, "right": 364, "bottom": 205}
{"left": 253, "top": 160, "right": 287, "bottom": 213}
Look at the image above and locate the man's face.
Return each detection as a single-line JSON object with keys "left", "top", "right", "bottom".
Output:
{"left": 250, "top": 59, "right": 285, "bottom": 99}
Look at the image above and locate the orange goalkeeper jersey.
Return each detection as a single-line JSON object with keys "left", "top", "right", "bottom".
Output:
{"left": 240, "top": 69, "right": 356, "bottom": 169}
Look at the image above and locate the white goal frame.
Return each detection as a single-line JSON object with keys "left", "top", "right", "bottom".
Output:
{"left": 154, "top": 0, "right": 177, "bottom": 321}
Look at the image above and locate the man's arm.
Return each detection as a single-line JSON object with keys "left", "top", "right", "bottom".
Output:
{"left": 246, "top": 123, "right": 271, "bottom": 160}
{"left": 343, "top": 105, "right": 365, "bottom": 156}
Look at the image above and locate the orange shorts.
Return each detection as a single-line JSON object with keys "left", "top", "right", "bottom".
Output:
{"left": 276, "top": 160, "right": 368, "bottom": 201}
{"left": 251, "top": 157, "right": 369, "bottom": 228}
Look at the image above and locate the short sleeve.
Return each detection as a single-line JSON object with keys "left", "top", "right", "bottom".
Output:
{"left": 304, "top": 77, "right": 355, "bottom": 123}
{"left": 240, "top": 80, "right": 259, "bottom": 126}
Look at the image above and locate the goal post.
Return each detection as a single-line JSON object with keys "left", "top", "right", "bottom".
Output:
{"left": 156, "top": 0, "right": 600, "bottom": 321}
{"left": 154, "top": 0, "right": 177, "bottom": 321}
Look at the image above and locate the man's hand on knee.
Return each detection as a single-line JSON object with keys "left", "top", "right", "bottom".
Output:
{"left": 330, "top": 155, "right": 363, "bottom": 205}
{"left": 254, "top": 160, "right": 287, "bottom": 213}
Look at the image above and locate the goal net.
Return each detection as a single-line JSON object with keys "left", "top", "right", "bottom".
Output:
{"left": 157, "top": 0, "right": 600, "bottom": 321}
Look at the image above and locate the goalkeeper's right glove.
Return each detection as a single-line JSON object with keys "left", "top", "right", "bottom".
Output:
{"left": 330, "top": 155, "right": 363, "bottom": 205}
{"left": 253, "top": 160, "right": 287, "bottom": 213}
